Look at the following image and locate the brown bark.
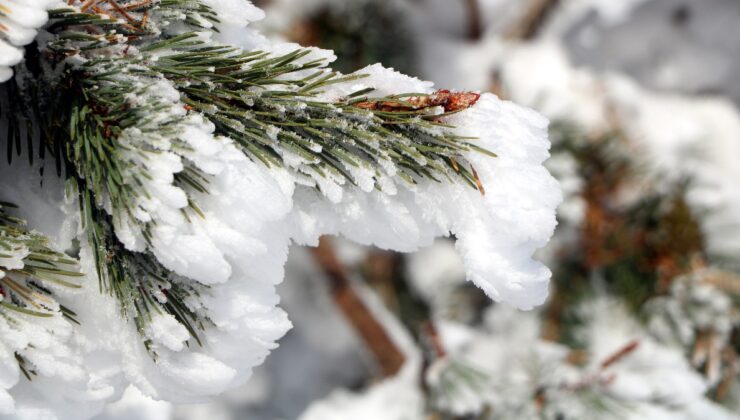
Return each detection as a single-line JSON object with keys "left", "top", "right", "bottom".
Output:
{"left": 715, "top": 347, "right": 736, "bottom": 401}
{"left": 463, "top": 0, "right": 483, "bottom": 40}
{"left": 311, "top": 237, "right": 406, "bottom": 377}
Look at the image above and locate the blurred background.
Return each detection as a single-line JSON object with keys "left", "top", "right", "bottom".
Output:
{"left": 97, "top": 0, "right": 740, "bottom": 419}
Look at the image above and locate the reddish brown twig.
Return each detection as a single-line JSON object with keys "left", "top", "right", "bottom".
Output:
{"left": 565, "top": 340, "right": 639, "bottom": 392}
{"left": 121, "top": 0, "right": 154, "bottom": 11}
{"left": 77, "top": 0, "right": 100, "bottom": 11}
{"left": 103, "top": 0, "right": 137, "bottom": 24}
{"left": 70, "top": 0, "right": 150, "bottom": 29}
{"left": 354, "top": 90, "right": 480, "bottom": 114}
{"left": 600, "top": 340, "right": 639, "bottom": 369}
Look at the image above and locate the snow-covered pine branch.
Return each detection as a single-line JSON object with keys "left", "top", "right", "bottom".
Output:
{"left": 0, "top": 0, "right": 561, "bottom": 418}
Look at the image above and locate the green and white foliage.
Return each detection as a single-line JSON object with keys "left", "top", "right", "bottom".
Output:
{"left": 0, "top": 0, "right": 560, "bottom": 417}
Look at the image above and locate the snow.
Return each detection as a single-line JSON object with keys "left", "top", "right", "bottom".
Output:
{"left": 127, "top": 61, "right": 558, "bottom": 405}
{"left": 200, "top": 0, "right": 270, "bottom": 51}
{"left": 646, "top": 269, "right": 738, "bottom": 387}
{"left": 582, "top": 300, "right": 706, "bottom": 407}
{"left": 158, "top": 1, "right": 740, "bottom": 419}
{"left": 294, "top": 298, "right": 738, "bottom": 419}
{"left": 0, "top": 163, "right": 111, "bottom": 420}
{"left": 0, "top": 0, "right": 58, "bottom": 82}
{"left": 406, "top": 239, "right": 466, "bottom": 305}
{"left": 160, "top": 245, "right": 371, "bottom": 420}
{"left": 0, "top": 0, "right": 562, "bottom": 417}
{"left": 299, "top": 374, "right": 423, "bottom": 420}
{"left": 200, "top": 0, "right": 264, "bottom": 25}
{"left": 606, "top": 81, "right": 740, "bottom": 257}
{"left": 489, "top": 40, "right": 740, "bottom": 258}
{"left": 145, "top": 315, "right": 191, "bottom": 353}
{"left": 289, "top": 71, "right": 561, "bottom": 309}
{"left": 97, "top": 386, "right": 171, "bottom": 420}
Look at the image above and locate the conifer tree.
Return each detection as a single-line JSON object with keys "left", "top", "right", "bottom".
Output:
{"left": 0, "top": 0, "right": 560, "bottom": 417}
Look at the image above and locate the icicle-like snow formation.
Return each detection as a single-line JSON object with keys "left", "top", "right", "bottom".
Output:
{"left": 0, "top": 1, "right": 561, "bottom": 418}
{"left": 0, "top": 0, "right": 57, "bottom": 82}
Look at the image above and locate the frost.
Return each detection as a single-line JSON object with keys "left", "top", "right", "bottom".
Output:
{"left": 97, "top": 386, "right": 171, "bottom": 420}
{"left": 0, "top": 0, "right": 562, "bottom": 417}
{"left": 283, "top": 67, "right": 560, "bottom": 310}
{"left": 0, "top": 0, "right": 58, "bottom": 82}
{"left": 201, "top": 0, "right": 265, "bottom": 25}
{"left": 646, "top": 270, "right": 739, "bottom": 386}
{"left": 94, "top": 50, "right": 554, "bottom": 420}
{"left": 0, "top": 243, "right": 27, "bottom": 271}
{"left": 493, "top": 40, "right": 740, "bottom": 258}
{"left": 298, "top": 300, "right": 737, "bottom": 420}
{"left": 145, "top": 314, "right": 191, "bottom": 353}
{"left": 200, "top": 0, "right": 270, "bottom": 51}
{"left": 0, "top": 248, "right": 104, "bottom": 420}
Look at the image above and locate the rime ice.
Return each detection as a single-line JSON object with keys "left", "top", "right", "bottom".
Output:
{"left": 0, "top": 1, "right": 561, "bottom": 418}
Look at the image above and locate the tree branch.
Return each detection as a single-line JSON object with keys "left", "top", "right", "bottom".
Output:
{"left": 311, "top": 237, "right": 406, "bottom": 377}
{"left": 463, "top": 0, "right": 483, "bottom": 40}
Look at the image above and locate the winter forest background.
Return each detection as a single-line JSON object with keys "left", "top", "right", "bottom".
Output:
{"left": 1, "top": 0, "right": 739, "bottom": 419}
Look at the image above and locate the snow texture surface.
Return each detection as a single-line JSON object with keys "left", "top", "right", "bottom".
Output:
{"left": 0, "top": 0, "right": 59, "bottom": 82}
{"left": 0, "top": 0, "right": 561, "bottom": 418}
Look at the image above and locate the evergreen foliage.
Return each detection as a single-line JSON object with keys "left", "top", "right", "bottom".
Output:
{"left": 0, "top": 0, "right": 491, "bottom": 370}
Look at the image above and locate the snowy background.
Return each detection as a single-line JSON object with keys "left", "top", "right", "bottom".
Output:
{"left": 94, "top": 0, "right": 740, "bottom": 419}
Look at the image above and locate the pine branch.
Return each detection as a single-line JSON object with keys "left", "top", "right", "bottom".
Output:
{"left": 0, "top": 202, "right": 82, "bottom": 317}
{"left": 149, "top": 36, "right": 491, "bottom": 192}
{"left": 44, "top": 2, "right": 492, "bottom": 196}
{"left": 0, "top": 202, "right": 82, "bottom": 378}
{"left": 75, "top": 181, "right": 209, "bottom": 352}
{"left": 0, "top": 0, "right": 496, "bottom": 357}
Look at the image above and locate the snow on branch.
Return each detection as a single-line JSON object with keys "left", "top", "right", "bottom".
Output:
{"left": 0, "top": 0, "right": 561, "bottom": 417}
